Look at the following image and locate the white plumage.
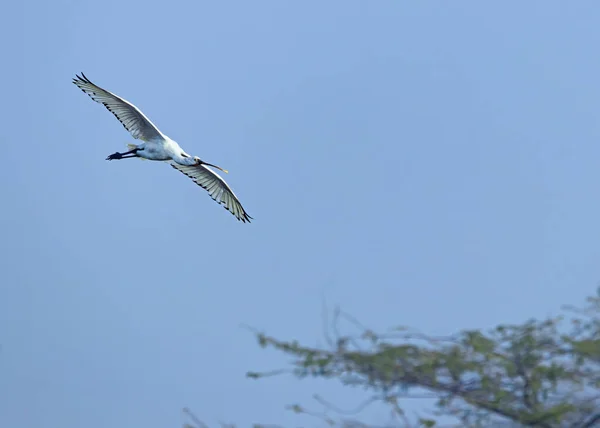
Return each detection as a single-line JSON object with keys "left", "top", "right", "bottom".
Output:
{"left": 73, "top": 73, "right": 252, "bottom": 223}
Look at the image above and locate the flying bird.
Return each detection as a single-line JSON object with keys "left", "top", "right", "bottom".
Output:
{"left": 72, "top": 73, "right": 252, "bottom": 223}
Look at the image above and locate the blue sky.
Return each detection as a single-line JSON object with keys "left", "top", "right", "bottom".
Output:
{"left": 4, "top": 1, "right": 600, "bottom": 427}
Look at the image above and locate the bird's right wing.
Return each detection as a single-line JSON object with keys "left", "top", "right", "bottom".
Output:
{"left": 170, "top": 161, "right": 253, "bottom": 223}
{"left": 73, "top": 73, "right": 165, "bottom": 142}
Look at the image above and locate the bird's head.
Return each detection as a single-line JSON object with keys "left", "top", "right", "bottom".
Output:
{"left": 193, "top": 156, "right": 228, "bottom": 174}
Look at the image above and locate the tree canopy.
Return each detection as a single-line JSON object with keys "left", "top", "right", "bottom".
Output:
{"left": 243, "top": 289, "right": 600, "bottom": 427}
{"left": 184, "top": 289, "right": 600, "bottom": 427}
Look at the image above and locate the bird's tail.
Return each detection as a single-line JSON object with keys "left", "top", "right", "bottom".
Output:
{"left": 127, "top": 143, "right": 147, "bottom": 160}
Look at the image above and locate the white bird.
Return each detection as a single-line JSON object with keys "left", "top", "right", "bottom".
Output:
{"left": 73, "top": 73, "right": 252, "bottom": 223}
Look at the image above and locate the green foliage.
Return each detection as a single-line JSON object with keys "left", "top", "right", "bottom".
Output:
{"left": 246, "top": 289, "right": 600, "bottom": 427}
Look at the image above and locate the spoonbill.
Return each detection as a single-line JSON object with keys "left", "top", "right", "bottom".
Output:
{"left": 73, "top": 73, "right": 252, "bottom": 223}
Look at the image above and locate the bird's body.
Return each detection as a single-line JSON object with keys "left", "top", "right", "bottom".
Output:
{"left": 72, "top": 73, "right": 252, "bottom": 223}
{"left": 135, "top": 139, "right": 186, "bottom": 162}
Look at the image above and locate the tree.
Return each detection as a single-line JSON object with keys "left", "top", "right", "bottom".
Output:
{"left": 244, "top": 289, "right": 600, "bottom": 427}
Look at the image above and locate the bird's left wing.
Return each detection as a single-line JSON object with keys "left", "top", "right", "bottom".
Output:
{"left": 73, "top": 73, "right": 165, "bottom": 142}
{"left": 169, "top": 161, "right": 253, "bottom": 223}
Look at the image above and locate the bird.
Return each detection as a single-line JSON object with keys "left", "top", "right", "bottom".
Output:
{"left": 72, "top": 72, "right": 252, "bottom": 223}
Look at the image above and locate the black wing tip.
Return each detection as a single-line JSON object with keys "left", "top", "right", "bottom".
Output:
{"left": 237, "top": 209, "right": 253, "bottom": 223}
{"left": 221, "top": 198, "right": 252, "bottom": 223}
{"left": 242, "top": 213, "right": 253, "bottom": 223}
{"left": 237, "top": 211, "right": 253, "bottom": 223}
{"left": 72, "top": 72, "right": 92, "bottom": 85}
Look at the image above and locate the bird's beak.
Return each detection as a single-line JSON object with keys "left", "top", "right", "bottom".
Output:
{"left": 203, "top": 162, "right": 228, "bottom": 174}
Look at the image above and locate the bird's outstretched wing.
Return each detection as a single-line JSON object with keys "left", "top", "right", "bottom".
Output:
{"left": 73, "top": 73, "right": 165, "bottom": 142}
{"left": 170, "top": 161, "right": 253, "bottom": 223}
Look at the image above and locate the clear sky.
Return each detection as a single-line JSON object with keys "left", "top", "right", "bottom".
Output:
{"left": 3, "top": 1, "right": 600, "bottom": 427}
